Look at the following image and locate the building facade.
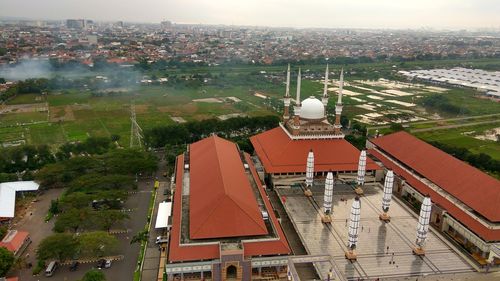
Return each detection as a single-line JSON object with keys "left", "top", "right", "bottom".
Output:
{"left": 367, "top": 131, "right": 500, "bottom": 268}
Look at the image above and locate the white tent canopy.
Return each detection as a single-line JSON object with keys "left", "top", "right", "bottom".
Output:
{"left": 155, "top": 201, "right": 172, "bottom": 229}
{"left": 0, "top": 181, "right": 40, "bottom": 218}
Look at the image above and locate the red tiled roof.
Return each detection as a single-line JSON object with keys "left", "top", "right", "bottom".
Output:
{"left": 369, "top": 148, "right": 500, "bottom": 241}
{"left": 243, "top": 153, "right": 290, "bottom": 257}
{"left": 168, "top": 154, "right": 220, "bottom": 262}
{"left": 251, "top": 127, "right": 379, "bottom": 174}
{"left": 189, "top": 136, "right": 268, "bottom": 239}
{"left": 168, "top": 137, "right": 291, "bottom": 262}
{"left": 0, "top": 230, "right": 29, "bottom": 253}
{"left": 370, "top": 131, "right": 500, "bottom": 223}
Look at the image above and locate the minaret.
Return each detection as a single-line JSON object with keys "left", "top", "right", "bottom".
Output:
{"left": 413, "top": 195, "right": 432, "bottom": 256}
{"left": 322, "top": 171, "right": 334, "bottom": 223}
{"left": 322, "top": 64, "right": 329, "bottom": 113}
{"left": 334, "top": 68, "right": 344, "bottom": 135}
{"left": 304, "top": 149, "right": 314, "bottom": 196}
{"left": 283, "top": 64, "right": 291, "bottom": 119}
{"left": 379, "top": 170, "right": 394, "bottom": 222}
{"left": 355, "top": 150, "right": 366, "bottom": 195}
{"left": 345, "top": 196, "right": 361, "bottom": 261}
{"left": 296, "top": 68, "right": 301, "bottom": 106}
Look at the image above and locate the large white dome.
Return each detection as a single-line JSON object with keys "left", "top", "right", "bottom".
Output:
{"left": 299, "top": 96, "right": 325, "bottom": 119}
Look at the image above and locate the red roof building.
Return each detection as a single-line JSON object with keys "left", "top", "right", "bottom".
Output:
{"left": 166, "top": 136, "right": 290, "bottom": 280}
{"left": 367, "top": 131, "right": 500, "bottom": 262}
{"left": 189, "top": 136, "right": 268, "bottom": 239}
{"left": 0, "top": 230, "right": 30, "bottom": 257}
{"left": 251, "top": 126, "right": 379, "bottom": 175}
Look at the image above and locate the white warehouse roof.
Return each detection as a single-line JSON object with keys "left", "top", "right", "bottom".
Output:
{"left": 0, "top": 181, "right": 40, "bottom": 218}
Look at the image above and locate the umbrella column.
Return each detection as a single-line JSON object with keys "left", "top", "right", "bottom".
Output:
{"left": 379, "top": 170, "right": 394, "bottom": 222}
{"left": 345, "top": 196, "right": 361, "bottom": 261}
{"left": 413, "top": 195, "right": 432, "bottom": 256}
{"left": 354, "top": 150, "right": 366, "bottom": 195}
{"left": 304, "top": 149, "right": 314, "bottom": 197}
{"left": 322, "top": 171, "right": 334, "bottom": 223}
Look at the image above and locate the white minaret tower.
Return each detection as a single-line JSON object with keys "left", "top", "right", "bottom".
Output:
{"left": 304, "top": 149, "right": 314, "bottom": 196}
{"left": 345, "top": 196, "right": 361, "bottom": 261}
{"left": 283, "top": 64, "right": 291, "bottom": 119}
{"left": 294, "top": 68, "right": 302, "bottom": 116}
{"left": 296, "top": 67, "right": 301, "bottom": 106}
{"left": 413, "top": 195, "right": 432, "bottom": 256}
{"left": 379, "top": 170, "right": 394, "bottom": 222}
{"left": 322, "top": 64, "right": 329, "bottom": 109}
{"left": 334, "top": 69, "right": 344, "bottom": 135}
{"left": 354, "top": 150, "right": 366, "bottom": 195}
{"left": 322, "top": 171, "right": 334, "bottom": 223}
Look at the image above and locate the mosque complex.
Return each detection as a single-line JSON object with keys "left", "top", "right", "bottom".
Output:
{"left": 162, "top": 65, "right": 500, "bottom": 281}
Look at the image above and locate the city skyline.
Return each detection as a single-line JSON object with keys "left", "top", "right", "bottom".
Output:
{"left": 1, "top": 0, "right": 500, "bottom": 30}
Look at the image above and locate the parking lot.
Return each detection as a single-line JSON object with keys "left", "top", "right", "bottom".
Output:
{"left": 13, "top": 177, "right": 154, "bottom": 281}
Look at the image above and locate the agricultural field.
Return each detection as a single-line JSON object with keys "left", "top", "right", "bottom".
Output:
{"left": 0, "top": 81, "right": 282, "bottom": 148}
{"left": 414, "top": 123, "right": 500, "bottom": 161}
{"left": 1, "top": 60, "right": 499, "bottom": 153}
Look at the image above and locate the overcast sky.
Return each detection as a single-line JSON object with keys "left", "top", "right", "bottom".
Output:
{"left": 1, "top": 0, "right": 499, "bottom": 29}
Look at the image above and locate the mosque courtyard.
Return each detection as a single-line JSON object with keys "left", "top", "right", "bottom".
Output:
{"left": 276, "top": 181, "right": 476, "bottom": 280}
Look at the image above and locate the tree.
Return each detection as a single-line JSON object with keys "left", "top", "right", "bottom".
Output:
{"left": 0, "top": 226, "right": 7, "bottom": 240}
{"left": 91, "top": 210, "right": 129, "bottom": 232}
{"left": 0, "top": 247, "right": 15, "bottom": 277}
{"left": 130, "top": 230, "right": 149, "bottom": 245}
{"left": 110, "top": 134, "right": 121, "bottom": 142}
{"left": 53, "top": 208, "right": 91, "bottom": 233}
{"left": 37, "top": 233, "right": 79, "bottom": 262}
{"left": 80, "top": 269, "right": 106, "bottom": 281}
{"left": 389, "top": 123, "right": 404, "bottom": 132}
{"left": 78, "top": 232, "right": 118, "bottom": 258}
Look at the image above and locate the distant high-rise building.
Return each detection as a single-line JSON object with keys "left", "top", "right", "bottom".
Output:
{"left": 161, "top": 20, "right": 172, "bottom": 29}
{"left": 66, "top": 19, "right": 85, "bottom": 29}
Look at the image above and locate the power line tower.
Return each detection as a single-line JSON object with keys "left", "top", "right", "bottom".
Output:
{"left": 130, "top": 103, "right": 144, "bottom": 148}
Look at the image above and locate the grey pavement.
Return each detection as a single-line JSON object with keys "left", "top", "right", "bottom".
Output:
{"left": 277, "top": 182, "right": 477, "bottom": 281}
{"left": 141, "top": 151, "right": 168, "bottom": 281}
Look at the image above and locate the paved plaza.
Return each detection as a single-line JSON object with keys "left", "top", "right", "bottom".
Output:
{"left": 277, "top": 182, "right": 475, "bottom": 280}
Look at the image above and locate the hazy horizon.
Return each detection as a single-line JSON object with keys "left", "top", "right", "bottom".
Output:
{"left": 1, "top": 0, "right": 500, "bottom": 30}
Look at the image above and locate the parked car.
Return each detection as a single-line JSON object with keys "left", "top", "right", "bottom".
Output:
{"left": 96, "top": 259, "right": 106, "bottom": 269}
{"left": 45, "top": 261, "right": 58, "bottom": 277}
{"left": 156, "top": 235, "right": 168, "bottom": 244}
{"left": 69, "top": 261, "right": 79, "bottom": 271}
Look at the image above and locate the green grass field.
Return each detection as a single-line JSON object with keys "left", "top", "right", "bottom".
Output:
{"left": 414, "top": 123, "right": 500, "bottom": 161}
{"left": 1, "top": 59, "right": 500, "bottom": 155}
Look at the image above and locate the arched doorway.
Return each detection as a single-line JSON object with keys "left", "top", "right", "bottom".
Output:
{"left": 226, "top": 265, "right": 237, "bottom": 279}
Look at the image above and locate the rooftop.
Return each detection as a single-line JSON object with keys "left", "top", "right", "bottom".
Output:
{"left": 0, "top": 230, "right": 29, "bottom": 253}
{"left": 0, "top": 181, "right": 39, "bottom": 218}
{"left": 168, "top": 136, "right": 290, "bottom": 262}
{"left": 189, "top": 135, "right": 268, "bottom": 239}
{"left": 250, "top": 127, "right": 379, "bottom": 174}
{"left": 370, "top": 131, "right": 500, "bottom": 223}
